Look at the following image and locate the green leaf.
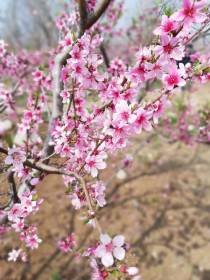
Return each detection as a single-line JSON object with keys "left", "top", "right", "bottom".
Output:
{"left": 33, "top": 91, "right": 40, "bottom": 99}
{"left": 110, "top": 270, "right": 120, "bottom": 277}
{"left": 65, "top": 184, "right": 74, "bottom": 194}
{"left": 5, "top": 134, "right": 13, "bottom": 148}
{"left": 188, "top": 127, "right": 198, "bottom": 136}
{"left": 32, "top": 193, "right": 39, "bottom": 201}
{"left": 164, "top": 8, "right": 173, "bottom": 17}
{"left": 151, "top": 197, "right": 159, "bottom": 204}
{"left": 204, "top": 67, "right": 210, "bottom": 73}
{"left": 51, "top": 271, "right": 61, "bottom": 280}
{"left": 39, "top": 65, "right": 45, "bottom": 71}
{"left": 72, "top": 30, "right": 77, "bottom": 42}
{"left": 193, "top": 61, "right": 208, "bottom": 75}
{"left": 84, "top": 218, "right": 90, "bottom": 224}
{"left": 169, "top": 115, "right": 177, "bottom": 125}
{"left": 164, "top": 6, "right": 174, "bottom": 17}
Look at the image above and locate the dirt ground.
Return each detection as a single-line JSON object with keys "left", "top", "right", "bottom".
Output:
{"left": 0, "top": 84, "right": 210, "bottom": 280}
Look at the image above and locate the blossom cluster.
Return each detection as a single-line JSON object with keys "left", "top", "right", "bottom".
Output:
{"left": 0, "top": 41, "right": 44, "bottom": 118}
{"left": 85, "top": 233, "right": 140, "bottom": 279}
{"left": 163, "top": 99, "right": 210, "bottom": 145}
{"left": 8, "top": 190, "right": 43, "bottom": 250}
{"left": 0, "top": 0, "right": 209, "bottom": 278}
{"left": 5, "top": 147, "right": 26, "bottom": 172}
{"left": 8, "top": 248, "right": 27, "bottom": 262}
{"left": 58, "top": 233, "right": 76, "bottom": 252}
{"left": 47, "top": 0, "right": 210, "bottom": 219}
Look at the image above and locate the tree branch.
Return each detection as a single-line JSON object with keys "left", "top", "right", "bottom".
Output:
{"left": 7, "top": 169, "right": 19, "bottom": 204}
{"left": 0, "top": 148, "right": 102, "bottom": 232}
{"left": 86, "top": 0, "right": 113, "bottom": 31}
{"left": 100, "top": 43, "right": 110, "bottom": 68}
{"left": 42, "top": 45, "right": 72, "bottom": 158}
{"left": 43, "top": 0, "right": 113, "bottom": 158}
{"left": 1, "top": 0, "right": 113, "bottom": 228}
{"left": 78, "top": 0, "right": 88, "bottom": 35}
{"left": 184, "top": 17, "right": 210, "bottom": 45}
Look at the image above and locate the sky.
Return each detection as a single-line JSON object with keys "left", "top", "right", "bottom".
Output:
{"left": 0, "top": 0, "right": 154, "bottom": 31}
{"left": 118, "top": 0, "right": 154, "bottom": 27}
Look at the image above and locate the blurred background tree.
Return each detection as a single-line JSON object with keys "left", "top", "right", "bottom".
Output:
{"left": 0, "top": 0, "right": 68, "bottom": 50}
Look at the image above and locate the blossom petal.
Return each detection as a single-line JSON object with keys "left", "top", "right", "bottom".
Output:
{"left": 100, "top": 233, "right": 111, "bottom": 245}
{"left": 161, "top": 35, "right": 170, "bottom": 45}
{"left": 101, "top": 252, "right": 114, "bottom": 267}
{"left": 143, "top": 120, "right": 153, "bottom": 132}
{"left": 171, "top": 11, "right": 185, "bottom": 21}
{"left": 5, "top": 156, "right": 13, "bottom": 165}
{"left": 91, "top": 167, "right": 98, "bottom": 178}
{"left": 195, "top": 12, "right": 207, "bottom": 23}
{"left": 194, "top": 0, "right": 206, "bottom": 10}
{"left": 153, "top": 27, "right": 161, "bottom": 35}
{"left": 95, "top": 245, "right": 106, "bottom": 258}
{"left": 113, "top": 235, "right": 124, "bottom": 247}
{"left": 96, "top": 161, "right": 106, "bottom": 170}
{"left": 113, "top": 247, "right": 125, "bottom": 260}
{"left": 129, "top": 114, "right": 137, "bottom": 124}
{"left": 127, "top": 267, "right": 139, "bottom": 276}
{"left": 178, "top": 79, "right": 186, "bottom": 87}
{"left": 182, "top": 0, "right": 191, "bottom": 9}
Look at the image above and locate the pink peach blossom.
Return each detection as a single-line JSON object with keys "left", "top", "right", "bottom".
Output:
{"left": 95, "top": 234, "right": 125, "bottom": 267}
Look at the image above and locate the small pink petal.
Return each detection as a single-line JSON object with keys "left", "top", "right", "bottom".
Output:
{"left": 95, "top": 245, "right": 106, "bottom": 258}
{"left": 100, "top": 233, "right": 111, "bottom": 245}
{"left": 102, "top": 252, "right": 114, "bottom": 267}
{"left": 113, "top": 235, "right": 124, "bottom": 247}
{"left": 113, "top": 247, "right": 125, "bottom": 260}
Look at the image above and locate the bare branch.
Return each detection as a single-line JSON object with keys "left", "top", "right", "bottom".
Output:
{"left": 86, "top": 0, "right": 113, "bottom": 31}
{"left": 0, "top": 105, "right": 7, "bottom": 114}
{"left": 7, "top": 169, "right": 19, "bottom": 204}
{"left": 28, "top": 161, "right": 102, "bottom": 233}
{"left": 100, "top": 43, "right": 110, "bottom": 68}
{"left": 0, "top": 147, "right": 7, "bottom": 155}
{"left": 184, "top": 18, "right": 210, "bottom": 45}
{"left": 42, "top": 45, "right": 72, "bottom": 158}
{"left": 0, "top": 147, "right": 101, "bottom": 232}
{"left": 78, "top": 0, "right": 88, "bottom": 35}
{"left": 192, "top": 26, "right": 210, "bottom": 42}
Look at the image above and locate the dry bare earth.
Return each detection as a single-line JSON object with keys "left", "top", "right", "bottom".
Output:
{"left": 0, "top": 83, "right": 210, "bottom": 280}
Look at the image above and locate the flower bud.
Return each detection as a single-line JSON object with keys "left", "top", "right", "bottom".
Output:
{"left": 126, "top": 266, "right": 139, "bottom": 275}
{"left": 101, "top": 269, "right": 109, "bottom": 278}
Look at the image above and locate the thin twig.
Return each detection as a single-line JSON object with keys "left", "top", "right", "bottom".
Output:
{"left": 100, "top": 43, "right": 110, "bottom": 68}
{"left": 0, "top": 147, "right": 102, "bottom": 232}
